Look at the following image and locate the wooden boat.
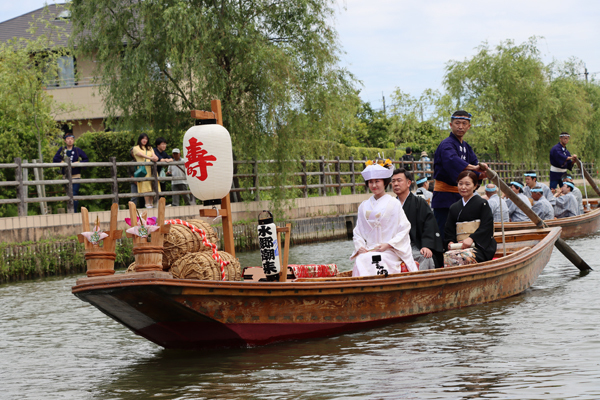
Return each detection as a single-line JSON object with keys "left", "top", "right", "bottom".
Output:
{"left": 494, "top": 208, "right": 600, "bottom": 239}
{"left": 72, "top": 227, "right": 561, "bottom": 349}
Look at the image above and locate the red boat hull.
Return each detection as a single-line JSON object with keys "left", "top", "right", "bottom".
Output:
{"left": 73, "top": 228, "right": 560, "bottom": 349}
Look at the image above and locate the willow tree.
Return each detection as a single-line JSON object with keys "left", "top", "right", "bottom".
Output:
{"left": 0, "top": 10, "right": 70, "bottom": 166}
{"left": 70, "top": 0, "right": 357, "bottom": 170}
{"left": 443, "top": 38, "right": 549, "bottom": 162}
{"left": 442, "top": 37, "right": 600, "bottom": 163}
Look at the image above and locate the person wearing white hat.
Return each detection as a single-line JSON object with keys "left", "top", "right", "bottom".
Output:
{"left": 350, "top": 161, "right": 417, "bottom": 276}
{"left": 167, "top": 148, "right": 195, "bottom": 206}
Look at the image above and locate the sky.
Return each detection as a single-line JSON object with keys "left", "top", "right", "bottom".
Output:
{"left": 2, "top": 0, "right": 599, "bottom": 111}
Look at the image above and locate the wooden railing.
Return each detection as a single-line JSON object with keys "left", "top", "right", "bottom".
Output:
{"left": 0, "top": 157, "right": 594, "bottom": 217}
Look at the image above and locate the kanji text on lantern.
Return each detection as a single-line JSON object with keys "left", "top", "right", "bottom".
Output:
{"left": 185, "top": 138, "right": 217, "bottom": 181}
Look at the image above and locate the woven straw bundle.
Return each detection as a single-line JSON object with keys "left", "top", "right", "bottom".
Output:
{"left": 163, "top": 220, "right": 220, "bottom": 267}
{"left": 171, "top": 251, "right": 241, "bottom": 281}
{"left": 163, "top": 225, "right": 198, "bottom": 268}
{"left": 187, "top": 219, "right": 219, "bottom": 251}
{"left": 126, "top": 262, "right": 136, "bottom": 273}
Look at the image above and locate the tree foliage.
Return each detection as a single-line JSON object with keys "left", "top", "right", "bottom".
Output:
{"left": 442, "top": 37, "right": 600, "bottom": 163}
{"left": 0, "top": 8, "right": 77, "bottom": 217}
{"left": 0, "top": 9, "right": 71, "bottom": 165}
{"left": 70, "top": 0, "right": 357, "bottom": 162}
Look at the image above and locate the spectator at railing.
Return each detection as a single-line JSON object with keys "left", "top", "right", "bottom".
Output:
{"left": 417, "top": 151, "right": 431, "bottom": 178}
{"left": 154, "top": 137, "right": 173, "bottom": 193}
{"left": 133, "top": 133, "right": 159, "bottom": 208}
{"left": 52, "top": 133, "right": 89, "bottom": 212}
{"left": 167, "top": 148, "right": 195, "bottom": 206}
{"left": 402, "top": 147, "right": 415, "bottom": 170}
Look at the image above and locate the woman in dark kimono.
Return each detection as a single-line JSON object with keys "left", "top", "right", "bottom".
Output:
{"left": 444, "top": 170, "right": 497, "bottom": 263}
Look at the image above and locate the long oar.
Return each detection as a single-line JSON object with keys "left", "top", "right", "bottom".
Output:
{"left": 485, "top": 167, "right": 592, "bottom": 272}
{"left": 574, "top": 156, "right": 600, "bottom": 198}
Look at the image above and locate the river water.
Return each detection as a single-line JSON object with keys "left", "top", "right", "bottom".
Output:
{"left": 2, "top": 235, "right": 600, "bottom": 399}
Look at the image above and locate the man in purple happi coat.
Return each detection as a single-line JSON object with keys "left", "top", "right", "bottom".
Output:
{"left": 432, "top": 111, "right": 488, "bottom": 240}
{"left": 549, "top": 132, "right": 576, "bottom": 189}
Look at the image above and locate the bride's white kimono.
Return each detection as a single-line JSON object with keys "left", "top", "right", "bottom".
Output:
{"left": 351, "top": 194, "right": 417, "bottom": 276}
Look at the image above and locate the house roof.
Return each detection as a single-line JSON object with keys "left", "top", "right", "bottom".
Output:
{"left": 0, "top": 3, "right": 71, "bottom": 46}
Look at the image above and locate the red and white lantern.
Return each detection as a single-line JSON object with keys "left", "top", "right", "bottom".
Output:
{"left": 183, "top": 123, "right": 233, "bottom": 205}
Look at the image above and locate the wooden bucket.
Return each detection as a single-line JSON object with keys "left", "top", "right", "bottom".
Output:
{"left": 133, "top": 242, "right": 164, "bottom": 272}
{"left": 84, "top": 250, "right": 117, "bottom": 277}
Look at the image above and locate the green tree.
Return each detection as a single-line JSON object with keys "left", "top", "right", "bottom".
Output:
{"left": 353, "top": 102, "right": 391, "bottom": 148}
{"left": 0, "top": 9, "right": 72, "bottom": 165}
{"left": 0, "top": 8, "right": 77, "bottom": 216}
{"left": 442, "top": 37, "right": 600, "bottom": 163}
{"left": 443, "top": 37, "right": 548, "bottom": 161}
{"left": 70, "top": 0, "right": 357, "bottom": 163}
{"left": 388, "top": 88, "right": 445, "bottom": 153}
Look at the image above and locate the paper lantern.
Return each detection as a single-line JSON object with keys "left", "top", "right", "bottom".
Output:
{"left": 257, "top": 211, "right": 281, "bottom": 280}
{"left": 183, "top": 123, "right": 233, "bottom": 205}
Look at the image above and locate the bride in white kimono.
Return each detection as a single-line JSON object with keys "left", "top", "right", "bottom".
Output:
{"left": 351, "top": 163, "right": 418, "bottom": 276}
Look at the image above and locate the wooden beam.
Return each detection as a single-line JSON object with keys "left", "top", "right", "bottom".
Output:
{"left": 211, "top": 99, "right": 223, "bottom": 126}
{"left": 199, "top": 208, "right": 229, "bottom": 218}
{"left": 221, "top": 193, "right": 235, "bottom": 257}
{"left": 279, "top": 223, "right": 291, "bottom": 282}
{"left": 190, "top": 110, "right": 216, "bottom": 120}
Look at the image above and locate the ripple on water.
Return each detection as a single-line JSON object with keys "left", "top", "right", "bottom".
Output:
{"left": 2, "top": 239, "right": 600, "bottom": 399}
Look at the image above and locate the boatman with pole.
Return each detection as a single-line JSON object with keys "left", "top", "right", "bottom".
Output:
{"left": 549, "top": 132, "right": 576, "bottom": 189}
{"left": 432, "top": 111, "right": 488, "bottom": 240}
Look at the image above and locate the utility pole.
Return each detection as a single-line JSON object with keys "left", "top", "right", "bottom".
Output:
{"left": 585, "top": 66, "right": 589, "bottom": 83}
{"left": 382, "top": 91, "right": 386, "bottom": 115}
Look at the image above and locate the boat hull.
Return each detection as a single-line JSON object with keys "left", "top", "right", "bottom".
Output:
{"left": 495, "top": 208, "right": 600, "bottom": 239}
{"left": 73, "top": 229, "right": 560, "bottom": 349}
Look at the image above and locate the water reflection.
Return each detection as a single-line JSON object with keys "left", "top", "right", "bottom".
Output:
{"left": 2, "top": 238, "right": 600, "bottom": 399}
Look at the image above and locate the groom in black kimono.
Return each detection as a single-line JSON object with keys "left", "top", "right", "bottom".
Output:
{"left": 392, "top": 168, "right": 444, "bottom": 269}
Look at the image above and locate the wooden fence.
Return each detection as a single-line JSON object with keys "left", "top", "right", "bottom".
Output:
{"left": 0, "top": 157, "right": 594, "bottom": 216}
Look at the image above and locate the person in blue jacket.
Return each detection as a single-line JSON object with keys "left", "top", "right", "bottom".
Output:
{"left": 549, "top": 132, "right": 576, "bottom": 189}
{"left": 52, "top": 133, "right": 89, "bottom": 211}
{"left": 432, "top": 111, "right": 488, "bottom": 241}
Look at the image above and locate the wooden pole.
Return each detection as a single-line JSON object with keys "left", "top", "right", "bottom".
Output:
{"left": 485, "top": 167, "right": 591, "bottom": 272}
{"left": 574, "top": 157, "right": 600, "bottom": 198}
{"left": 211, "top": 99, "right": 235, "bottom": 257}
{"left": 277, "top": 223, "right": 291, "bottom": 282}
{"left": 66, "top": 158, "right": 74, "bottom": 214}
{"left": 15, "top": 158, "right": 25, "bottom": 217}
{"left": 22, "top": 159, "right": 29, "bottom": 215}
{"left": 110, "top": 157, "right": 119, "bottom": 204}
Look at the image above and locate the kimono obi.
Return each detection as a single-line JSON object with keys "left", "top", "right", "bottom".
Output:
{"left": 434, "top": 180, "right": 459, "bottom": 193}
{"left": 456, "top": 219, "right": 480, "bottom": 241}
{"left": 550, "top": 165, "right": 568, "bottom": 173}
